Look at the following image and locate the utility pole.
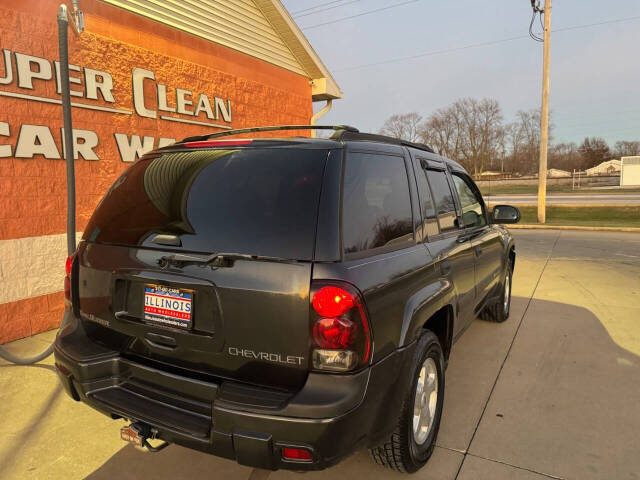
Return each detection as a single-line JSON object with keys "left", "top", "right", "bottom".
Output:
{"left": 537, "top": 0, "right": 552, "bottom": 223}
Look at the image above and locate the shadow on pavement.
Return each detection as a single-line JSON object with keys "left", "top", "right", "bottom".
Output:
{"left": 463, "top": 297, "right": 640, "bottom": 480}
{"left": 76, "top": 298, "right": 640, "bottom": 479}
{"left": 0, "top": 385, "right": 63, "bottom": 480}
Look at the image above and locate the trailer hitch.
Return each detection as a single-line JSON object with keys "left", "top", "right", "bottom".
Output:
{"left": 120, "top": 422, "right": 169, "bottom": 452}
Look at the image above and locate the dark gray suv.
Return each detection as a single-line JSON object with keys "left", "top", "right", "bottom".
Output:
{"left": 54, "top": 125, "right": 520, "bottom": 473}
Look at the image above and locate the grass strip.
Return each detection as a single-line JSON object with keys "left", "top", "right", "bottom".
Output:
{"left": 480, "top": 185, "right": 640, "bottom": 195}
{"left": 514, "top": 205, "right": 640, "bottom": 228}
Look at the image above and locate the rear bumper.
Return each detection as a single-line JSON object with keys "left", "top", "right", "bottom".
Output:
{"left": 53, "top": 315, "right": 415, "bottom": 471}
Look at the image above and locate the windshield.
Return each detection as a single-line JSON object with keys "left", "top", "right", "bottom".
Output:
{"left": 83, "top": 148, "right": 328, "bottom": 260}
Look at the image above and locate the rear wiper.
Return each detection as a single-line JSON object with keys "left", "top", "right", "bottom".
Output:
{"left": 157, "top": 252, "right": 297, "bottom": 269}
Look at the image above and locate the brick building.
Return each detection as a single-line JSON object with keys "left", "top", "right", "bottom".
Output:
{"left": 0, "top": 0, "right": 341, "bottom": 343}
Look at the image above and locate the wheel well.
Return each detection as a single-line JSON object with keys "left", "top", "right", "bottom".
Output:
{"left": 422, "top": 305, "right": 453, "bottom": 361}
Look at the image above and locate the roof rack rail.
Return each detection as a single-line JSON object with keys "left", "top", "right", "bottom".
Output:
{"left": 330, "top": 130, "right": 435, "bottom": 154}
{"left": 180, "top": 125, "right": 359, "bottom": 143}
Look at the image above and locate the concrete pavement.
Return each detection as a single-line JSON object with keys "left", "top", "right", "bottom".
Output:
{"left": 1, "top": 230, "right": 639, "bottom": 479}
{"left": 484, "top": 194, "right": 640, "bottom": 205}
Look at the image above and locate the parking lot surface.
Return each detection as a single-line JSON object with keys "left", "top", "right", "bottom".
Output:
{"left": 1, "top": 230, "right": 639, "bottom": 480}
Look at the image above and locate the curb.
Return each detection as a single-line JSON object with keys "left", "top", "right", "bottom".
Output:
{"left": 508, "top": 225, "right": 640, "bottom": 232}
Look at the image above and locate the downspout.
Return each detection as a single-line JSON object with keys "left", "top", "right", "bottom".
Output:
{"left": 310, "top": 99, "right": 333, "bottom": 138}
{"left": 58, "top": 1, "right": 83, "bottom": 255}
{"left": 58, "top": 4, "right": 76, "bottom": 256}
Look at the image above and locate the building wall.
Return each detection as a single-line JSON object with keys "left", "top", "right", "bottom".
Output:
{"left": 0, "top": 0, "right": 313, "bottom": 343}
{"left": 621, "top": 157, "right": 640, "bottom": 186}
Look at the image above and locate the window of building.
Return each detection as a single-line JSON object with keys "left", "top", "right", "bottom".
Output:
{"left": 342, "top": 153, "right": 413, "bottom": 255}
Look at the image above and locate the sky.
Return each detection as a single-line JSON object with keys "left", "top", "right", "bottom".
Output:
{"left": 281, "top": 0, "right": 640, "bottom": 147}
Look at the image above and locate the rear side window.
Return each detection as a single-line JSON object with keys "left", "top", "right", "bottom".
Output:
{"left": 426, "top": 170, "right": 459, "bottom": 233}
{"left": 342, "top": 152, "right": 413, "bottom": 255}
{"left": 414, "top": 164, "right": 440, "bottom": 239}
{"left": 83, "top": 148, "right": 327, "bottom": 260}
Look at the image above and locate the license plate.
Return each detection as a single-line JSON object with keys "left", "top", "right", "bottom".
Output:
{"left": 120, "top": 425, "right": 143, "bottom": 447}
{"left": 144, "top": 285, "right": 193, "bottom": 329}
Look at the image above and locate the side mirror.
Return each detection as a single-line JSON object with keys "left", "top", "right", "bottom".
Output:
{"left": 491, "top": 205, "right": 521, "bottom": 224}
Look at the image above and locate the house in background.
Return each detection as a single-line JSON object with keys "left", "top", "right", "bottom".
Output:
{"left": 547, "top": 168, "right": 571, "bottom": 178}
{"left": 586, "top": 159, "right": 621, "bottom": 176}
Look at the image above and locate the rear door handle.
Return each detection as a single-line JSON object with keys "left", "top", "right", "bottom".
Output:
{"left": 440, "top": 259, "right": 452, "bottom": 275}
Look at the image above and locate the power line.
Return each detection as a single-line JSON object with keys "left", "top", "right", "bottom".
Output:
{"left": 554, "top": 109, "right": 640, "bottom": 122}
{"left": 301, "top": 0, "right": 421, "bottom": 30}
{"left": 293, "top": 0, "right": 363, "bottom": 19}
{"left": 333, "top": 15, "right": 640, "bottom": 73}
{"left": 290, "top": 0, "right": 347, "bottom": 15}
{"left": 335, "top": 34, "right": 529, "bottom": 72}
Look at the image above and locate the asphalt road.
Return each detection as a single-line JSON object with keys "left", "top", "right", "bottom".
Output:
{"left": 484, "top": 194, "right": 640, "bottom": 205}
{"left": 2, "top": 229, "right": 640, "bottom": 480}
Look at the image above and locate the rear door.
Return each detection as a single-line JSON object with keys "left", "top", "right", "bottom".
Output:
{"left": 450, "top": 171, "right": 504, "bottom": 305}
{"left": 77, "top": 146, "right": 329, "bottom": 391}
{"left": 313, "top": 144, "right": 435, "bottom": 361}
{"left": 417, "top": 161, "right": 477, "bottom": 336}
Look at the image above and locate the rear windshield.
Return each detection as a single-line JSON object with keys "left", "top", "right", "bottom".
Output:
{"left": 83, "top": 148, "right": 328, "bottom": 260}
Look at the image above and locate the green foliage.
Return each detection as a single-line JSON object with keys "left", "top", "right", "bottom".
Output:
{"left": 516, "top": 206, "right": 640, "bottom": 227}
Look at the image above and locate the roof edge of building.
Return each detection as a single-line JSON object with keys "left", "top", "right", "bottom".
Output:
{"left": 255, "top": 0, "right": 342, "bottom": 101}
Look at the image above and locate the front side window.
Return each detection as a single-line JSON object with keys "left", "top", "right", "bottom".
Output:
{"left": 452, "top": 174, "right": 487, "bottom": 228}
{"left": 342, "top": 153, "right": 413, "bottom": 255}
{"left": 426, "top": 170, "right": 459, "bottom": 233}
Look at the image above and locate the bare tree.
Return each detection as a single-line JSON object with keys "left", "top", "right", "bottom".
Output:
{"left": 515, "top": 109, "right": 541, "bottom": 174}
{"left": 549, "top": 142, "right": 582, "bottom": 171}
{"left": 419, "top": 98, "right": 503, "bottom": 175}
{"left": 578, "top": 137, "right": 611, "bottom": 169}
{"left": 614, "top": 140, "right": 640, "bottom": 158}
{"left": 419, "top": 107, "right": 463, "bottom": 160}
{"left": 504, "top": 121, "right": 525, "bottom": 174}
{"left": 455, "top": 98, "right": 503, "bottom": 175}
{"left": 379, "top": 112, "right": 423, "bottom": 142}
{"left": 505, "top": 109, "right": 555, "bottom": 175}
{"left": 495, "top": 125, "right": 508, "bottom": 172}
{"left": 378, "top": 101, "right": 628, "bottom": 178}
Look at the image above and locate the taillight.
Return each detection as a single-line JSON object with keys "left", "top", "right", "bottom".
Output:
{"left": 64, "top": 254, "right": 75, "bottom": 305}
{"left": 312, "top": 286, "right": 354, "bottom": 317}
{"left": 310, "top": 282, "right": 372, "bottom": 372}
{"left": 313, "top": 317, "right": 356, "bottom": 349}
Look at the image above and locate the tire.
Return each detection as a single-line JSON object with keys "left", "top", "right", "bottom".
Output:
{"left": 369, "top": 330, "right": 445, "bottom": 473}
{"left": 481, "top": 258, "right": 512, "bottom": 323}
